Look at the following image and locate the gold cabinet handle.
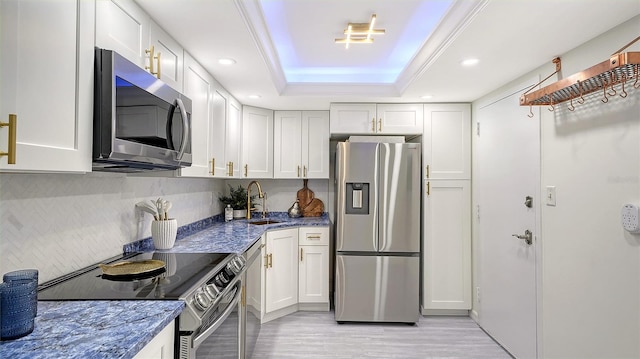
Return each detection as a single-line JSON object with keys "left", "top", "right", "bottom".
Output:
{"left": 244, "top": 164, "right": 248, "bottom": 177}
{"left": 378, "top": 118, "right": 382, "bottom": 132}
{"left": 297, "top": 165, "right": 301, "bottom": 177}
{"left": 264, "top": 254, "right": 269, "bottom": 268}
{"left": 145, "top": 46, "right": 155, "bottom": 74}
{"left": 268, "top": 253, "right": 273, "bottom": 268}
{"left": 426, "top": 165, "right": 430, "bottom": 179}
{"left": 300, "top": 248, "right": 303, "bottom": 261}
{"left": 156, "top": 51, "right": 161, "bottom": 79}
{"left": 227, "top": 162, "right": 234, "bottom": 176}
{"left": 303, "top": 166, "right": 307, "bottom": 178}
{"left": 371, "top": 118, "right": 375, "bottom": 132}
{"left": 307, "top": 235, "right": 321, "bottom": 240}
{"left": 145, "top": 46, "right": 160, "bottom": 78}
{"left": 426, "top": 181, "right": 431, "bottom": 196}
{"left": 0, "top": 114, "right": 17, "bottom": 164}
{"left": 209, "top": 158, "right": 215, "bottom": 175}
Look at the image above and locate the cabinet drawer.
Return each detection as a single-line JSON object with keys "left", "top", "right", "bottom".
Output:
{"left": 298, "top": 227, "right": 329, "bottom": 246}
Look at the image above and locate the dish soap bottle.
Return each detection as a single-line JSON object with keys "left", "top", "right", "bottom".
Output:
{"left": 224, "top": 204, "right": 233, "bottom": 222}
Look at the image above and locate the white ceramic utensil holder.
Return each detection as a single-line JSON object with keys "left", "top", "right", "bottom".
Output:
{"left": 151, "top": 219, "right": 177, "bottom": 249}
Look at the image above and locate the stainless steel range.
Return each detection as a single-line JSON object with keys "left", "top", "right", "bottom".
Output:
{"left": 38, "top": 251, "right": 245, "bottom": 359}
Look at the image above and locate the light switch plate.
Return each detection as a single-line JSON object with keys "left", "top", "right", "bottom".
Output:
{"left": 545, "top": 186, "right": 556, "bottom": 206}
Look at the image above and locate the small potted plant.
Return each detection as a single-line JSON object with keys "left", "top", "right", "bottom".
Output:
{"left": 219, "top": 184, "right": 259, "bottom": 219}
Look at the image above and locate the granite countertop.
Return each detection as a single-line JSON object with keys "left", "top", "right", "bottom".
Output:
{"left": 0, "top": 300, "right": 184, "bottom": 359}
{"left": 0, "top": 213, "right": 329, "bottom": 358}
{"left": 139, "top": 212, "right": 331, "bottom": 254}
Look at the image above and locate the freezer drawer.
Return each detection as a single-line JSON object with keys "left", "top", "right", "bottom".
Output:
{"left": 335, "top": 254, "right": 419, "bottom": 323}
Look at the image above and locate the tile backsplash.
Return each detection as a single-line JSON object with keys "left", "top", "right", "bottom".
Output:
{"left": 0, "top": 172, "right": 225, "bottom": 282}
{"left": 0, "top": 173, "right": 331, "bottom": 283}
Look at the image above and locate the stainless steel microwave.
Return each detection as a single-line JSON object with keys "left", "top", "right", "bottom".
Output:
{"left": 93, "top": 48, "right": 192, "bottom": 172}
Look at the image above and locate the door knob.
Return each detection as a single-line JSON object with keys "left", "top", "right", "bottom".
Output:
{"left": 512, "top": 229, "right": 533, "bottom": 245}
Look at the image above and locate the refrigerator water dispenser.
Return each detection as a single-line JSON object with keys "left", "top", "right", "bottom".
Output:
{"left": 345, "top": 183, "right": 369, "bottom": 214}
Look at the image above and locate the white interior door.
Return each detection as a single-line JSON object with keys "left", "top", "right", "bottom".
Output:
{"left": 476, "top": 79, "right": 540, "bottom": 359}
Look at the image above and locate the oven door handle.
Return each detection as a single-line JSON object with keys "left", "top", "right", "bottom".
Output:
{"left": 192, "top": 287, "right": 242, "bottom": 350}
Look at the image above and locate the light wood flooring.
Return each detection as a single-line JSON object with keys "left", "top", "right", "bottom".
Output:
{"left": 252, "top": 311, "right": 513, "bottom": 358}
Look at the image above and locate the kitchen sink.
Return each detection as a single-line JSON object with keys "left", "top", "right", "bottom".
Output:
{"left": 248, "top": 219, "right": 281, "bottom": 225}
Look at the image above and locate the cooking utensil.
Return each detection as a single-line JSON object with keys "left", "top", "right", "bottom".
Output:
{"left": 163, "top": 201, "right": 172, "bottom": 220}
{"left": 296, "top": 179, "right": 314, "bottom": 209}
{"left": 136, "top": 201, "right": 159, "bottom": 220}
{"left": 302, "top": 198, "right": 324, "bottom": 217}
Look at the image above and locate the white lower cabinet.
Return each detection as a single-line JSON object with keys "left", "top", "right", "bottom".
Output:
{"left": 422, "top": 179, "right": 471, "bottom": 312}
{"left": 298, "top": 227, "right": 329, "bottom": 304}
{"left": 264, "top": 228, "right": 298, "bottom": 313}
{"left": 258, "top": 226, "right": 330, "bottom": 323}
{"left": 133, "top": 320, "right": 175, "bottom": 359}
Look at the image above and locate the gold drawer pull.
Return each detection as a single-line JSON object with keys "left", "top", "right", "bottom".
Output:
{"left": 0, "top": 114, "right": 17, "bottom": 164}
{"left": 307, "top": 235, "right": 321, "bottom": 240}
{"left": 300, "top": 248, "right": 303, "bottom": 261}
{"left": 209, "top": 158, "right": 215, "bottom": 175}
{"left": 244, "top": 164, "right": 248, "bottom": 177}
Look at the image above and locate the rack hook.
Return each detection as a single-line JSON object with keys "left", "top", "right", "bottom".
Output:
{"left": 619, "top": 73, "right": 628, "bottom": 98}
{"left": 568, "top": 96, "right": 575, "bottom": 111}
{"left": 607, "top": 72, "right": 617, "bottom": 96}
{"left": 601, "top": 78, "right": 609, "bottom": 103}
{"left": 548, "top": 96, "right": 555, "bottom": 112}
{"left": 527, "top": 105, "right": 534, "bottom": 118}
{"left": 577, "top": 81, "right": 585, "bottom": 104}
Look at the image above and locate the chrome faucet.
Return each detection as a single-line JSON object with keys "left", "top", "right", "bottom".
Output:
{"left": 246, "top": 180, "right": 266, "bottom": 219}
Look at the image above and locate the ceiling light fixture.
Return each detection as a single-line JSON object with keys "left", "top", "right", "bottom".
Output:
{"left": 335, "top": 14, "right": 385, "bottom": 49}
{"left": 248, "top": 94, "right": 261, "bottom": 99}
{"left": 218, "top": 58, "right": 236, "bottom": 65}
{"left": 420, "top": 95, "right": 433, "bottom": 99}
{"left": 460, "top": 58, "right": 479, "bottom": 66}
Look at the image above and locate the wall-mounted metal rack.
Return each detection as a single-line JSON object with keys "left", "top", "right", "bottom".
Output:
{"left": 520, "top": 36, "right": 640, "bottom": 114}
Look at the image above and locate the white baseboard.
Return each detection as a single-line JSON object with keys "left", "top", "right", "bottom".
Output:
{"left": 421, "top": 308, "right": 470, "bottom": 316}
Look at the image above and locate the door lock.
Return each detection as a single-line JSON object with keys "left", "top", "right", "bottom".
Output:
{"left": 524, "top": 196, "right": 533, "bottom": 208}
{"left": 512, "top": 229, "right": 533, "bottom": 245}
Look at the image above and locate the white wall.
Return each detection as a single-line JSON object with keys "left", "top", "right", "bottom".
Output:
{"left": 538, "top": 16, "right": 640, "bottom": 359}
{"left": 0, "top": 172, "right": 225, "bottom": 282}
{"left": 472, "top": 15, "right": 640, "bottom": 358}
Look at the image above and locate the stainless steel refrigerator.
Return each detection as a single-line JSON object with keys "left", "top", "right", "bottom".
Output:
{"left": 335, "top": 141, "right": 421, "bottom": 323}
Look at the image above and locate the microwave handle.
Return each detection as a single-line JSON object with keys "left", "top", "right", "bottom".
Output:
{"left": 173, "top": 98, "right": 190, "bottom": 161}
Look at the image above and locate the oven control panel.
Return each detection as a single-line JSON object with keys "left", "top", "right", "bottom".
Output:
{"left": 180, "top": 254, "right": 245, "bottom": 331}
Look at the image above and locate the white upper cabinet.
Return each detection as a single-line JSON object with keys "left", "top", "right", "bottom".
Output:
{"left": 96, "top": 0, "right": 183, "bottom": 90}
{"left": 274, "top": 111, "right": 329, "bottom": 179}
{"left": 377, "top": 104, "right": 423, "bottom": 134}
{"left": 178, "top": 52, "right": 213, "bottom": 178}
{"left": 149, "top": 21, "right": 183, "bottom": 91}
{"left": 423, "top": 104, "right": 471, "bottom": 180}
{"left": 96, "top": 0, "right": 150, "bottom": 68}
{"left": 210, "top": 88, "right": 228, "bottom": 177}
{"left": 301, "top": 111, "right": 330, "bottom": 179}
{"left": 330, "top": 103, "right": 423, "bottom": 135}
{"left": 273, "top": 111, "right": 302, "bottom": 178}
{"left": 329, "top": 104, "right": 376, "bottom": 134}
{"left": 0, "top": 0, "right": 94, "bottom": 172}
{"left": 242, "top": 106, "right": 273, "bottom": 178}
{"left": 227, "top": 98, "right": 243, "bottom": 178}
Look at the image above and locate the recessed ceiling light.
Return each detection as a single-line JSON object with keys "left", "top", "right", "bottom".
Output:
{"left": 248, "top": 94, "right": 261, "bottom": 99}
{"left": 218, "top": 58, "right": 236, "bottom": 65}
{"left": 420, "top": 95, "right": 433, "bottom": 99}
{"left": 461, "top": 58, "right": 479, "bottom": 67}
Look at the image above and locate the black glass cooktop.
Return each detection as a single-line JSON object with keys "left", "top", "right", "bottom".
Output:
{"left": 38, "top": 252, "right": 229, "bottom": 300}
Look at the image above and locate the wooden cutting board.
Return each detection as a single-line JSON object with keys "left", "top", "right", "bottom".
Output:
{"left": 296, "top": 179, "right": 314, "bottom": 208}
{"left": 302, "top": 197, "right": 324, "bottom": 217}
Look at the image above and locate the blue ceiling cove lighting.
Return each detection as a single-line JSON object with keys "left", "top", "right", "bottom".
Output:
{"left": 259, "top": 0, "right": 453, "bottom": 84}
